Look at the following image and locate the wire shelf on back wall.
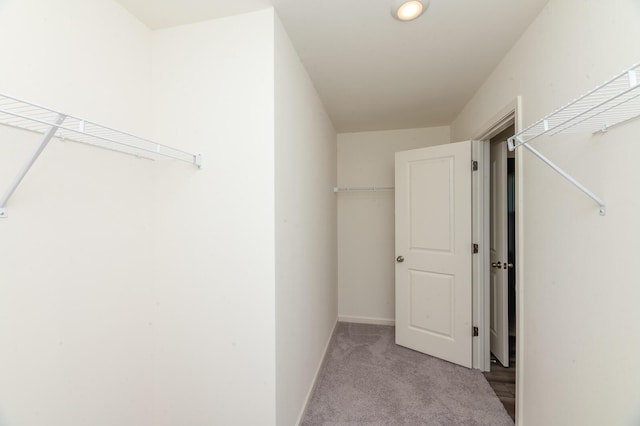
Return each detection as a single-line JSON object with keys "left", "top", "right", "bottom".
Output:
{"left": 0, "top": 92, "right": 202, "bottom": 218}
{"left": 333, "top": 186, "right": 395, "bottom": 193}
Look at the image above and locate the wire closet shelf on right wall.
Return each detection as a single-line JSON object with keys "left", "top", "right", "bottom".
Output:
{"left": 507, "top": 62, "right": 640, "bottom": 216}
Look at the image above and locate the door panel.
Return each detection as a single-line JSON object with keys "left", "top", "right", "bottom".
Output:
{"left": 409, "top": 157, "right": 453, "bottom": 252}
{"left": 490, "top": 141, "right": 509, "bottom": 367}
{"left": 395, "top": 141, "right": 472, "bottom": 368}
{"left": 409, "top": 270, "right": 454, "bottom": 338}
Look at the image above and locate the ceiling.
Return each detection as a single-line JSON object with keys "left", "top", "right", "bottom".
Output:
{"left": 115, "top": 0, "right": 549, "bottom": 133}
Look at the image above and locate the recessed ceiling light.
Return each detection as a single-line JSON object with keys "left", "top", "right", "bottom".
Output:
{"left": 391, "top": 0, "right": 429, "bottom": 21}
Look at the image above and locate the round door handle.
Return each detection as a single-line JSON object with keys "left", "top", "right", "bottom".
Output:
{"left": 491, "top": 261, "right": 502, "bottom": 268}
{"left": 506, "top": 263, "right": 514, "bottom": 269}
{"left": 396, "top": 256, "right": 405, "bottom": 263}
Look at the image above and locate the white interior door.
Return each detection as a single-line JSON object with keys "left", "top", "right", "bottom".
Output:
{"left": 489, "top": 141, "right": 509, "bottom": 367}
{"left": 395, "top": 141, "right": 472, "bottom": 368}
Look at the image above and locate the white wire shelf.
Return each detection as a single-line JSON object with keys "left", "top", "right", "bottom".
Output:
{"left": 333, "top": 186, "right": 395, "bottom": 193}
{"left": 0, "top": 92, "right": 201, "bottom": 218}
{"left": 0, "top": 93, "right": 201, "bottom": 165}
{"left": 508, "top": 63, "right": 640, "bottom": 150}
{"left": 506, "top": 63, "right": 640, "bottom": 216}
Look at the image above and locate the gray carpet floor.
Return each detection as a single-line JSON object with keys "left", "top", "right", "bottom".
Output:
{"left": 301, "top": 322, "right": 514, "bottom": 426}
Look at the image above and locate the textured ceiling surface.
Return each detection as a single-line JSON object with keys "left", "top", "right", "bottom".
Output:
{"left": 115, "top": 0, "right": 549, "bottom": 132}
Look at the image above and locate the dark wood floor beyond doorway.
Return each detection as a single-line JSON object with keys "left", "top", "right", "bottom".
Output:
{"left": 483, "top": 337, "right": 516, "bottom": 421}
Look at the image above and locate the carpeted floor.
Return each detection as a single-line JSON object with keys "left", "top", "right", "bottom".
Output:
{"left": 301, "top": 322, "right": 514, "bottom": 425}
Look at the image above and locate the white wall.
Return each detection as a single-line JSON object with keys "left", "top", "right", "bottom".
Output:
{"left": 1, "top": 3, "right": 339, "bottom": 424}
{"left": 451, "top": 1, "right": 640, "bottom": 425}
{"left": 0, "top": 0, "right": 152, "bottom": 132}
{"left": 0, "top": 1, "right": 156, "bottom": 425}
{"left": 150, "top": 10, "right": 277, "bottom": 425}
{"left": 337, "top": 127, "right": 450, "bottom": 324}
{"left": 273, "top": 15, "right": 337, "bottom": 425}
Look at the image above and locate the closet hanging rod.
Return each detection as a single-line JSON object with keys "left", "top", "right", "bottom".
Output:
{"left": 333, "top": 186, "right": 395, "bottom": 193}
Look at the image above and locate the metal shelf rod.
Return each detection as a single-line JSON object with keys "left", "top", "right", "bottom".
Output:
{"left": 592, "top": 110, "right": 640, "bottom": 135}
{"left": 0, "top": 107, "right": 197, "bottom": 164}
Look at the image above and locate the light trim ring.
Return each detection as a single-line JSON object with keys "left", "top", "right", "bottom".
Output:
{"left": 391, "top": 0, "right": 429, "bottom": 21}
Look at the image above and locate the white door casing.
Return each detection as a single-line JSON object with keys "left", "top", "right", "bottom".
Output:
{"left": 489, "top": 141, "right": 509, "bottom": 367}
{"left": 395, "top": 141, "right": 473, "bottom": 368}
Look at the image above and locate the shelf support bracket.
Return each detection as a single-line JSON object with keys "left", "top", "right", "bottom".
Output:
{"left": 520, "top": 141, "right": 606, "bottom": 216}
{"left": 0, "top": 113, "right": 66, "bottom": 218}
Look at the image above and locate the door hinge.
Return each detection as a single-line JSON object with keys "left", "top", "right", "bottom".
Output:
{"left": 472, "top": 243, "right": 479, "bottom": 254}
{"left": 473, "top": 326, "right": 479, "bottom": 337}
{"left": 472, "top": 160, "right": 478, "bottom": 171}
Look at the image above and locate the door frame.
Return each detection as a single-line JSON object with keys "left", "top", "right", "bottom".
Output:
{"left": 472, "top": 97, "right": 524, "bottom": 424}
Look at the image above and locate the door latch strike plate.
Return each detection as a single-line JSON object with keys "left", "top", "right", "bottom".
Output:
{"left": 473, "top": 326, "right": 479, "bottom": 337}
{"left": 472, "top": 243, "right": 479, "bottom": 254}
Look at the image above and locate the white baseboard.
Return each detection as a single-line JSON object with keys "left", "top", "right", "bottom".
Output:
{"left": 338, "top": 314, "right": 395, "bottom": 326}
{"left": 295, "top": 318, "right": 338, "bottom": 426}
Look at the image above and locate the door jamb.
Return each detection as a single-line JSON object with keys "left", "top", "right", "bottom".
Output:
{"left": 471, "top": 97, "right": 524, "bottom": 424}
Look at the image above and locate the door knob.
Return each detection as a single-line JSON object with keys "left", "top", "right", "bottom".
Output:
{"left": 505, "top": 263, "right": 514, "bottom": 269}
{"left": 491, "top": 261, "right": 502, "bottom": 268}
{"left": 396, "top": 256, "right": 405, "bottom": 263}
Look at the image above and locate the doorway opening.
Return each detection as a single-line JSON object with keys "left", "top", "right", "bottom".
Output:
{"left": 483, "top": 124, "right": 517, "bottom": 421}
